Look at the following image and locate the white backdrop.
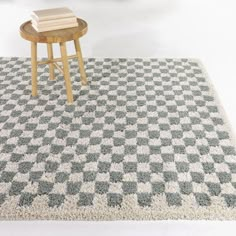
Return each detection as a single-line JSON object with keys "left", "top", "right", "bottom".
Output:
{"left": 0, "top": 0, "right": 236, "bottom": 235}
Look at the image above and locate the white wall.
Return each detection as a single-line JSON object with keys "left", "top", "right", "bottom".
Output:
{"left": 1, "top": 0, "right": 236, "bottom": 58}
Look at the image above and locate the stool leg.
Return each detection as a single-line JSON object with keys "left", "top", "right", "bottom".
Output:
{"left": 47, "top": 43, "right": 55, "bottom": 80}
{"left": 59, "top": 42, "right": 73, "bottom": 103}
{"left": 74, "top": 39, "right": 88, "bottom": 85}
{"left": 31, "top": 42, "right": 38, "bottom": 96}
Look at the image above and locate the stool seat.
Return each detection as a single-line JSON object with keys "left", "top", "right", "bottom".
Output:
{"left": 20, "top": 18, "right": 87, "bottom": 43}
{"left": 19, "top": 17, "right": 88, "bottom": 104}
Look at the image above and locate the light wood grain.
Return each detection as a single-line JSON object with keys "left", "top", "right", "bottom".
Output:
{"left": 53, "top": 62, "right": 64, "bottom": 75}
{"left": 20, "top": 18, "right": 87, "bottom": 43}
{"left": 60, "top": 42, "right": 73, "bottom": 103}
{"left": 20, "top": 17, "right": 88, "bottom": 103}
{"left": 74, "top": 39, "right": 87, "bottom": 85}
{"left": 37, "top": 54, "right": 77, "bottom": 65}
{"left": 47, "top": 43, "right": 55, "bottom": 80}
{"left": 31, "top": 42, "right": 38, "bottom": 96}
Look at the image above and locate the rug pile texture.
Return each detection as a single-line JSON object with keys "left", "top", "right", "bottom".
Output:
{"left": 0, "top": 58, "right": 236, "bottom": 220}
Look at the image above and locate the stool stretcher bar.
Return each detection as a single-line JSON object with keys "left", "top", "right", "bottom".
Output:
{"left": 53, "top": 62, "right": 64, "bottom": 75}
{"left": 37, "top": 54, "right": 78, "bottom": 65}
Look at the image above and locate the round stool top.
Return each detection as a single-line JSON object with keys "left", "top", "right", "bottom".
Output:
{"left": 20, "top": 18, "right": 88, "bottom": 43}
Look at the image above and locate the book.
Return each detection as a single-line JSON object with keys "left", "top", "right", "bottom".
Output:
{"left": 31, "top": 7, "right": 74, "bottom": 22}
{"left": 31, "top": 17, "right": 77, "bottom": 27}
{"left": 32, "top": 22, "right": 78, "bottom": 32}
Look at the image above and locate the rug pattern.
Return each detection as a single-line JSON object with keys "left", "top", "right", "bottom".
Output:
{"left": 0, "top": 57, "right": 236, "bottom": 219}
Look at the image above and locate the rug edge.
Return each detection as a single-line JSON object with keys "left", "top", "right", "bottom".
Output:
{"left": 191, "top": 59, "right": 236, "bottom": 148}
{"left": 1, "top": 204, "right": 236, "bottom": 221}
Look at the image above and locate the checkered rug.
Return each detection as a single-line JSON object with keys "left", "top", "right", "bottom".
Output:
{"left": 0, "top": 57, "right": 236, "bottom": 220}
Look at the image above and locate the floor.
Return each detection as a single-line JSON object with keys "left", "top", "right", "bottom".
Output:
{"left": 1, "top": 221, "right": 236, "bottom": 236}
{"left": 0, "top": 0, "right": 236, "bottom": 235}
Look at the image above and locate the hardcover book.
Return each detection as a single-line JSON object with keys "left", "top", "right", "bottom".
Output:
{"left": 31, "top": 7, "right": 74, "bottom": 22}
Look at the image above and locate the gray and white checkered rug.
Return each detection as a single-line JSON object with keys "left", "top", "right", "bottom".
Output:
{"left": 0, "top": 57, "right": 236, "bottom": 220}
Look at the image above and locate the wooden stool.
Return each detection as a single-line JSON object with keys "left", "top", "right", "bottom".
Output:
{"left": 20, "top": 18, "right": 88, "bottom": 104}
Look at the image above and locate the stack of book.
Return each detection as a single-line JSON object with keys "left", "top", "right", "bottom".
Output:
{"left": 31, "top": 7, "right": 78, "bottom": 32}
